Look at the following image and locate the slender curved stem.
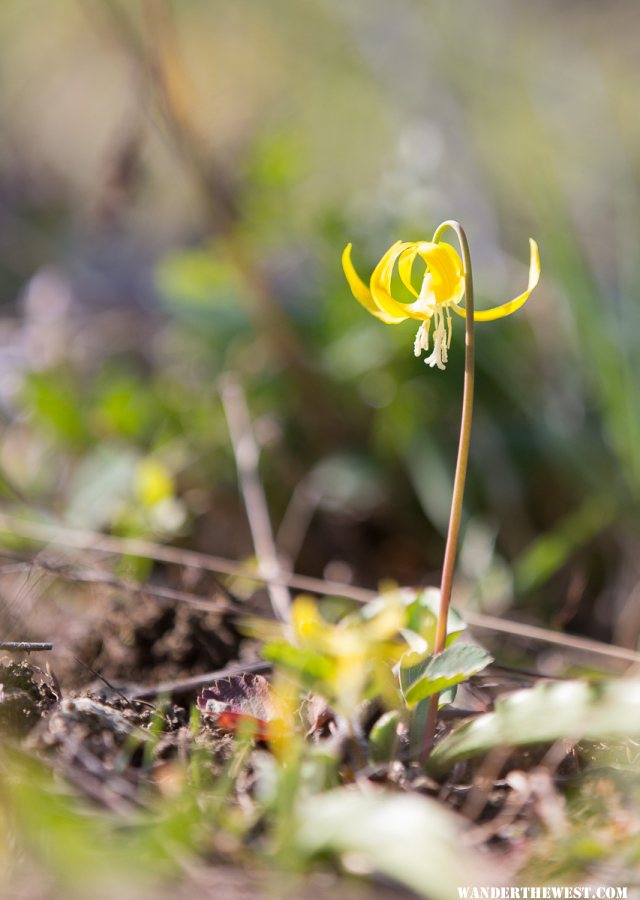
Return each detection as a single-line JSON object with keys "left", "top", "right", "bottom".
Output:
{"left": 421, "top": 221, "right": 475, "bottom": 763}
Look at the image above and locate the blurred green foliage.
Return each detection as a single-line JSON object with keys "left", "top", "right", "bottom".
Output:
{"left": 0, "top": 1, "right": 638, "bottom": 634}
{"left": 2, "top": 3, "right": 640, "bottom": 896}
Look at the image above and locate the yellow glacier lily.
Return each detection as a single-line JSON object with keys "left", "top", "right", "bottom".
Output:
{"left": 342, "top": 234, "right": 540, "bottom": 370}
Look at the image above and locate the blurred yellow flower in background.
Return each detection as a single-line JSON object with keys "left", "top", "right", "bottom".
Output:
{"left": 342, "top": 235, "right": 540, "bottom": 370}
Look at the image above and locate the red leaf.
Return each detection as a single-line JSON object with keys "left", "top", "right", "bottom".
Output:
{"left": 197, "top": 673, "right": 273, "bottom": 740}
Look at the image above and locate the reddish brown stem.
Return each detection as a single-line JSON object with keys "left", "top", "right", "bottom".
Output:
{"left": 421, "top": 221, "right": 475, "bottom": 763}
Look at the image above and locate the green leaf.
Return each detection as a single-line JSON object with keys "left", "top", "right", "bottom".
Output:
{"left": 295, "top": 788, "right": 491, "bottom": 899}
{"left": 403, "top": 644, "right": 493, "bottom": 707}
{"left": 366, "top": 588, "right": 466, "bottom": 655}
{"left": 406, "top": 687, "right": 461, "bottom": 758}
{"left": 404, "top": 435, "right": 454, "bottom": 534}
{"left": 428, "top": 679, "right": 640, "bottom": 773}
{"left": 22, "top": 372, "right": 90, "bottom": 447}
{"left": 405, "top": 588, "right": 466, "bottom": 651}
{"left": 94, "top": 372, "right": 158, "bottom": 441}
{"left": 262, "top": 640, "right": 333, "bottom": 684}
{"left": 514, "top": 494, "right": 617, "bottom": 592}
{"left": 155, "top": 249, "right": 248, "bottom": 332}
{"left": 368, "top": 711, "right": 401, "bottom": 764}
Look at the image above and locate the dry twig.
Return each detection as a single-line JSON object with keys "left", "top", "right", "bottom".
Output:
{"left": 127, "top": 660, "right": 271, "bottom": 701}
{"left": 219, "top": 376, "right": 291, "bottom": 623}
{"left": 0, "top": 642, "right": 52, "bottom": 652}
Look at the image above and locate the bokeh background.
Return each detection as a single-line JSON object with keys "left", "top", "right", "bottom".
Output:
{"left": 0, "top": 0, "right": 639, "bottom": 655}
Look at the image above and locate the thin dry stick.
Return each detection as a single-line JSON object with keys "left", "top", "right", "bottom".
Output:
{"left": 0, "top": 514, "right": 639, "bottom": 667}
{"left": 219, "top": 376, "right": 291, "bottom": 623}
{"left": 0, "top": 642, "right": 52, "bottom": 651}
{"left": 0, "top": 514, "right": 369, "bottom": 599}
{"left": 51, "top": 562, "right": 234, "bottom": 612}
{"left": 423, "top": 221, "right": 476, "bottom": 761}
{"left": 128, "top": 660, "right": 271, "bottom": 701}
{"left": 0, "top": 555, "right": 235, "bottom": 613}
{"left": 0, "top": 554, "right": 582, "bottom": 675}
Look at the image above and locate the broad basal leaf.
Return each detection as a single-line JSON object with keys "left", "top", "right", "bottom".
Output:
{"left": 429, "top": 679, "right": 640, "bottom": 773}
{"left": 295, "top": 787, "right": 492, "bottom": 899}
{"left": 402, "top": 644, "right": 493, "bottom": 707}
{"left": 368, "top": 711, "right": 401, "bottom": 764}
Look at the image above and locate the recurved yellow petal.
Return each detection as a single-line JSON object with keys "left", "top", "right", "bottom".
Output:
{"left": 435, "top": 242, "right": 465, "bottom": 302}
{"left": 452, "top": 238, "right": 540, "bottom": 322}
{"left": 369, "top": 241, "right": 417, "bottom": 323}
{"left": 416, "top": 241, "right": 464, "bottom": 306}
{"left": 342, "top": 244, "right": 380, "bottom": 316}
{"left": 342, "top": 243, "right": 407, "bottom": 324}
{"left": 398, "top": 244, "right": 420, "bottom": 297}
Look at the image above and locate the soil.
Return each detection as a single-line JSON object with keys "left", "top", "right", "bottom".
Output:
{"left": 70, "top": 592, "right": 242, "bottom": 687}
{"left": 0, "top": 660, "right": 59, "bottom": 735}
{"left": 1, "top": 652, "right": 415, "bottom": 899}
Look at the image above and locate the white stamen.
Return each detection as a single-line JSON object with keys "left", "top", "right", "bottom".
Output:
{"left": 413, "top": 320, "right": 431, "bottom": 357}
{"left": 424, "top": 307, "right": 448, "bottom": 370}
{"left": 413, "top": 270, "right": 454, "bottom": 370}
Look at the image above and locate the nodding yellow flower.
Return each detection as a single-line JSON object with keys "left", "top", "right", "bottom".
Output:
{"left": 342, "top": 235, "right": 540, "bottom": 370}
